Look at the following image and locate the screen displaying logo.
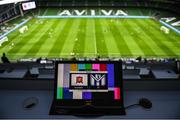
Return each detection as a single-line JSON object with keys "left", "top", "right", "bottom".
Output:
{"left": 70, "top": 74, "right": 88, "bottom": 87}
{"left": 22, "top": 1, "right": 36, "bottom": 11}
{"left": 56, "top": 63, "right": 121, "bottom": 100}
{"left": 70, "top": 72, "right": 107, "bottom": 89}
{"left": 90, "top": 74, "right": 106, "bottom": 86}
{"left": 76, "top": 76, "right": 83, "bottom": 84}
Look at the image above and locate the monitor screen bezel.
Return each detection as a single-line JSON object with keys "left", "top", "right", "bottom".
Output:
{"left": 53, "top": 60, "right": 124, "bottom": 108}
{"left": 21, "top": 1, "right": 37, "bottom": 11}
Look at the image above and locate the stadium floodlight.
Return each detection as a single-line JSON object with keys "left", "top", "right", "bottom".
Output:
{"left": 0, "top": 0, "right": 30, "bottom": 5}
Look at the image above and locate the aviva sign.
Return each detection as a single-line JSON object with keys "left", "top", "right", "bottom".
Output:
{"left": 58, "top": 9, "right": 128, "bottom": 16}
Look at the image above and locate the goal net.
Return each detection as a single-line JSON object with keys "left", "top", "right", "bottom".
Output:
{"left": 19, "top": 26, "right": 28, "bottom": 34}
{"left": 0, "top": 36, "right": 8, "bottom": 46}
{"left": 160, "top": 26, "right": 170, "bottom": 34}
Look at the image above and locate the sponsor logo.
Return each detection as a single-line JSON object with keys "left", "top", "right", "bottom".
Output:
{"left": 58, "top": 9, "right": 127, "bottom": 16}
{"left": 76, "top": 76, "right": 83, "bottom": 84}
{"left": 70, "top": 72, "right": 108, "bottom": 89}
{"left": 161, "top": 17, "right": 180, "bottom": 27}
{"left": 90, "top": 74, "right": 106, "bottom": 86}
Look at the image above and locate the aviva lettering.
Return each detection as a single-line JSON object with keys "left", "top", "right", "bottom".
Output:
{"left": 58, "top": 9, "right": 128, "bottom": 16}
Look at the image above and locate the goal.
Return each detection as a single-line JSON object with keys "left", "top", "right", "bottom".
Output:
{"left": 19, "top": 26, "right": 28, "bottom": 34}
{"left": 0, "top": 36, "right": 8, "bottom": 46}
{"left": 160, "top": 26, "right": 170, "bottom": 34}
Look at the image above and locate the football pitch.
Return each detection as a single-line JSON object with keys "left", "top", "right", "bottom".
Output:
{"left": 0, "top": 18, "right": 180, "bottom": 60}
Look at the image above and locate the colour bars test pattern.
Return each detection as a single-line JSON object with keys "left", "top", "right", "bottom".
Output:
{"left": 57, "top": 63, "right": 121, "bottom": 100}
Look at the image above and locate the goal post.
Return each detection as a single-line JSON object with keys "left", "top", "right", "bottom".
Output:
{"left": 19, "top": 26, "right": 28, "bottom": 34}
{"left": 160, "top": 26, "right": 170, "bottom": 34}
{"left": 0, "top": 36, "right": 8, "bottom": 46}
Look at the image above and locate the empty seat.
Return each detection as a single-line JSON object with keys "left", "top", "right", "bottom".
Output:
{"left": 38, "top": 68, "right": 54, "bottom": 79}
{"left": 139, "top": 68, "right": 150, "bottom": 76}
{"left": 30, "top": 67, "right": 39, "bottom": 76}
{"left": 0, "top": 69, "right": 28, "bottom": 79}
{"left": 152, "top": 69, "right": 178, "bottom": 79}
{"left": 123, "top": 69, "right": 141, "bottom": 80}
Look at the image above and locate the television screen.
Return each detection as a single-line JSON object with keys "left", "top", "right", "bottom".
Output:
{"left": 56, "top": 63, "right": 121, "bottom": 100}
{"left": 50, "top": 61, "right": 125, "bottom": 115}
{"left": 22, "top": 1, "right": 36, "bottom": 11}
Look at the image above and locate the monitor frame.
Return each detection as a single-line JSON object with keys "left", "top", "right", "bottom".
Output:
{"left": 21, "top": 1, "right": 37, "bottom": 11}
{"left": 51, "top": 60, "right": 125, "bottom": 115}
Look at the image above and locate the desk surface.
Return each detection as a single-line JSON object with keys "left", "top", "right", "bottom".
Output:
{"left": 0, "top": 90, "right": 180, "bottom": 119}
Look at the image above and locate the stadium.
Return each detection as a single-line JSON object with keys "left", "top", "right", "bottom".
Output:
{"left": 0, "top": 0, "right": 180, "bottom": 119}
{"left": 0, "top": 0, "right": 179, "bottom": 60}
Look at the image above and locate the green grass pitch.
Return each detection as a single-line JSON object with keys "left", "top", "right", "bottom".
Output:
{"left": 0, "top": 18, "right": 179, "bottom": 60}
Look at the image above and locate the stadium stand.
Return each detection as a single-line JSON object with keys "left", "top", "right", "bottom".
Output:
{"left": 38, "top": 68, "right": 55, "bottom": 79}
{"left": 0, "top": 59, "right": 179, "bottom": 92}
{"left": 1, "top": 0, "right": 179, "bottom": 20}
{"left": 35, "top": 0, "right": 180, "bottom": 15}
{"left": 123, "top": 69, "right": 141, "bottom": 80}
{"left": 0, "top": 4, "right": 21, "bottom": 25}
{"left": 0, "top": 58, "right": 179, "bottom": 80}
{"left": 151, "top": 69, "right": 178, "bottom": 79}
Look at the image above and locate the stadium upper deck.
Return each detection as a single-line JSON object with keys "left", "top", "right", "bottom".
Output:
{"left": 0, "top": 0, "right": 180, "bottom": 24}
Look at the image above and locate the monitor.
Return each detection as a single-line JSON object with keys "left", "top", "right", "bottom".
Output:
{"left": 22, "top": 1, "right": 36, "bottom": 11}
{"left": 50, "top": 60, "right": 125, "bottom": 115}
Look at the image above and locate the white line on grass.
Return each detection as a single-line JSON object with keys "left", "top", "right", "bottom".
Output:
{"left": 94, "top": 37, "right": 97, "bottom": 56}
{"left": 7, "top": 52, "right": 144, "bottom": 56}
{"left": 93, "top": 20, "right": 97, "bottom": 56}
{"left": 9, "top": 52, "right": 178, "bottom": 55}
{"left": 8, "top": 53, "right": 178, "bottom": 59}
{"left": 159, "top": 20, "right": 180, "bottom": 34}
{"left": 0, "top": 18, "right": 32, "bottom": 39}
{"left": 36, "top": 15, "right": 150, "bottom": 19}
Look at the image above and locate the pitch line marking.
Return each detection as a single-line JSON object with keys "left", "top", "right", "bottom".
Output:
{"left": 36, "top": 15, "right": 150, "bottom": 19}
{"left": 93, "top": 20, "right": 98, "bottom": 56}
{"left": 159, "top": 20, "right": 180, "bottom": 34}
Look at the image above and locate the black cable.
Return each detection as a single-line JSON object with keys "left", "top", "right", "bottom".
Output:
{"left": 125, "top": 98, "right": 152, "bottom": 110}
{"left": 125, "top": 103, "right": 139, "bottom": 109}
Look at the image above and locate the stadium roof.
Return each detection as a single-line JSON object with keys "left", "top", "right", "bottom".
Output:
{"left": 0, "top": 0, "right": 29, "bottom": 5}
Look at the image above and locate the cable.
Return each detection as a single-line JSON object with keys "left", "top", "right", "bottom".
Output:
{"left": 125, "top": 103, "right": 139, "bottom": 109}
{"left": 125, "top": 98, "right": 152, "bottom": 110}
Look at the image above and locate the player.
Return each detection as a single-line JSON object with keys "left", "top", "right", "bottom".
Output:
{"left": 48, "top": 32, "right": 52, "bottom": 38}
{"left": 75, "top": 38, "right": 78, "bottom": 41}
{"left": 70, "top": 52, "right": 75, "bottom": 56}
